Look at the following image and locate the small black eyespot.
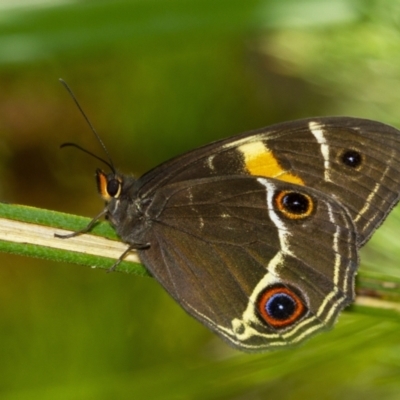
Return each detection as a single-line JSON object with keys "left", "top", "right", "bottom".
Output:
{"left": 266, "top": 292, "right": 296, "bottom": 321}
{"left": 281, "top": 192, "right": 310, "bottom": 214}
{"left": 107, "top": 179, "right": 120, "bottom": 197}
{"left": 341, "top": 150, "right": 362, "bottom": 169}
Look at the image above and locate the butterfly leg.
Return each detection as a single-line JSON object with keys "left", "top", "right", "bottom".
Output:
{"left": 107, "top": 242, "right": 150, "bottom": 273}
{"left": 54, "top": 208, "right": 108, "bottom": 239}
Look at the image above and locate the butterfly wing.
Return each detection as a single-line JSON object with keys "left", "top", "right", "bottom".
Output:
{"left": 138, "top": 176, "right": 358, "bottom": 351}
{"left": 136, "top": 117, "right": 400, "bottom": 246}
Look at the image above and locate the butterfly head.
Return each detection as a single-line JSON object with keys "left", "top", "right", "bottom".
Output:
{"left": 96, "top": 168, "right": 138, "bottom": 203}
{"left": 95, "top": 168, "right": 147, "bottom": 241}
{"left": 96, "top": 169, "right": 124, "bottom": 202}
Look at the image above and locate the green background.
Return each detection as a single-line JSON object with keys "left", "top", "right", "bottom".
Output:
{"left": 0, "top": 0, "right": 400, "bottom": 398}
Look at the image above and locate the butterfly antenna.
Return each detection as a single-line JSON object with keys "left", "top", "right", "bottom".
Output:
{"left": 60, "top": 143, "right": 114, "bottom": 171}
{"left": 59, "top": 78, "right": 116, "bottom": 173}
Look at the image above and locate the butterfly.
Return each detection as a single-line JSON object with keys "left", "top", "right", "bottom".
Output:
{"left": 59, "top": 108, "right": 400, "bottom": 351}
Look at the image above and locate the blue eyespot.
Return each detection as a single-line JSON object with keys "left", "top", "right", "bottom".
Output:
{"left": 258, "top": 285, "right": 306, "bottom": 329}
{"left": 265, "top": 292, "right": 296, "bottom": 320}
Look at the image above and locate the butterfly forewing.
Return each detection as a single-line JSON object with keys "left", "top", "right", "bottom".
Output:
{"left": 136, "top": 117, "right": 400, "bottom": 246}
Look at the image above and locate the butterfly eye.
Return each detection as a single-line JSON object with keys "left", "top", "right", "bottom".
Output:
{"left": 107, "top": 179, "right": 122, "bottom": 198}
{"left": 341, "top": 149, "right": 363, "bottom": 169}
{"left": 274, "top": 191, "right": 314, "bottom": 219}
{"left": 258, "top": 285, "right": 306, "bottom": 329}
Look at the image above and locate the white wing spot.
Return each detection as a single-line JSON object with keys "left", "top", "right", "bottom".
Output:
{"left": 207, "top": 155, "right": 216, "bottom": 171}
{"left": 309, "top": 121, "right": 332, "bottom": 182}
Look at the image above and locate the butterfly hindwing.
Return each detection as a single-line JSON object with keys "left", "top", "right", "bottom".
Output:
{"left": 138, "top": 176, "right": 358, "bottom": 351}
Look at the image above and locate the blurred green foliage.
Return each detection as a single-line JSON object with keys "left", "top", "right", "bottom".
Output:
{"left": 0, "top": 0, "right": 400, "bottom": 399}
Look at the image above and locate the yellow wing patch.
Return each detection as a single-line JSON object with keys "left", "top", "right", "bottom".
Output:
{"left": 239, "top": 141, "right": 304, "bottom": 185}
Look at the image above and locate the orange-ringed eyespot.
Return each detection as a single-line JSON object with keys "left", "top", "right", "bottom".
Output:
{"left": 258, "top": 285, "right": 306, "bottom": 329}
{"left": 274, "top": 190, "right": 314, "bottom": 219}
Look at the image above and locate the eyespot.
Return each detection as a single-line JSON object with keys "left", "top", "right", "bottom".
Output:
{"left": 107, "top": 179, "right": 122, "bottom": 198}
{"left": 274, "top": 190, "right": 314, "bottom": 219}
{"left": 258, "top": 285, "right": 306, "bottom": 329}
{"left": 340, "top": 149, "right": 363, "bottom": 169}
